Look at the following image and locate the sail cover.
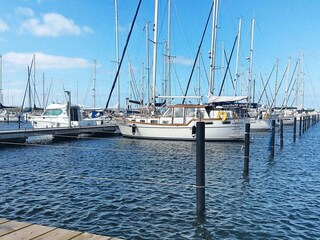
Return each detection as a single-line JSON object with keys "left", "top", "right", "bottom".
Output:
{"left": 208, "top": 95, "right": 247, "bottom": 104}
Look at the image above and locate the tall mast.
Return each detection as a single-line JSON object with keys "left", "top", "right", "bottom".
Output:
{"left": 167, "top": 0, "right": 171, "bottom": 102}
{"left": 234, "top": 18, "right": 242, "bottom": 96}
{"left": 145, "top": 22, "right": 151, "bottom": 105}
{"left": 93, "top": 59, "right": 97, "bottom": 108}
{"left": 295, "top": 58, "right": 300, "bottom": 108}
{"left": 114, "top": 0, "right": 120, "bottom": 110}
{"left": 152, "top": 0, "right": 159, "bottom": 113}
{"left": 208, "top": 0, "right": 219, "bottom": 96}
{"left": 284, "top": 57, "right": 291, "bottom": 107}
{"left": 42, "top": 72, "right": 45, "bottom": 108}
{"left": 274, "top": 58, "right": 279, "bottom": 108}
{"left": 0, "top": 55, "right": 3, "bottom": 104}
{"left": 247, "top": 18, "right": 255, "bottom": 106}
{"left": 301, "top": 49, "right": 305, "bottom": 109}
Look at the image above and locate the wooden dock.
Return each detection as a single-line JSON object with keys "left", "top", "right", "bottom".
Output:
{"left": 0, "top": 124, "right": 118, "bottom": 143}
{"left": 0, "top": 218, "right": 122, "bottom": 240}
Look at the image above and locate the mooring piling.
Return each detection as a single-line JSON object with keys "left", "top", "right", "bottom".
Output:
{"left": 196, "top": 121, "right": 205, "bottom": 217}
{"left": 270, "top": 120, "right": 276, "bottom": 158}
{"left": 299, "top": 116, "right": 302, "bottom": 136}
{"left": 293, "top": 117, "right": 296, "bottom": 142}
{"left": 279, "top": 119, "right": 283, "bottom": 148}
{"left": 243, "top": 123, "right": 250, "bottom": 176}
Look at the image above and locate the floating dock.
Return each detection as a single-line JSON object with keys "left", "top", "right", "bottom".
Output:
{"left": 0, "top": 125, "right": 118, "bottom": 143}
{"left": 0, "top": 218, "right": 122, "bottom": 240}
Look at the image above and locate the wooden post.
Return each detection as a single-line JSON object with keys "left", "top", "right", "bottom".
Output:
{"left": 280, "top": 119, "right": 283, "bottom": 147}
{"left": 270, "top": 120, "right": 275, "bottom": 158}
{"left": 293, "top": 117, "right": 296, "bottom": 142}
{"left": 196, "top": 121, "right": 205, "bottom": 217}
{"left": 243, "top": 123, "right": 250, "bottom": 176}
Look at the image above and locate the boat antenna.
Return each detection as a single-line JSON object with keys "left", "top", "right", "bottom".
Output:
{"left": 182, "top": 1, "right": 213, "bottom": 104}
{"left": 105, "top": 0, "right": 142, "bottom": 110}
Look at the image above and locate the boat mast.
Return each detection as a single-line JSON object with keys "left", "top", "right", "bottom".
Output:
{"left": 301, "top": 49, "right": 305, "bottom": 109}
{"left": 93, "top": 59, "right": 97, "bottom": 108}
{"left": 167, "top": 0, "right": 171, "bottom": 103}
{"left": 234, "top": 18, "right": 242, "bottom": 96}
{"left": 152, "top": 0, "right": 159, "bottom": 114}
{"left": 114, "top": 0, "right": 120, "bottom": 111}
{"left": 284, "top": 57, "right": 291, "bottom": 107}
{"left": 208, "top": 0, "right": 219, "bottom": 97}
{"left": 247, "top": 18, "right": 255, "bottom": 107}
{"left": 295, "top": 57, "right": 300, "bottom": 108}
{"left": 33, "top": 53, "right": 36, "bottom": 111}
{"left": 42, "top": 72, "right": 45, "bottom": 109}
{"left": 274, "top": 58, "right": 279, "bottom": 109}
{"left": 0, "top": 55, "right": 3, "bottom": 104}
{"left": 145, "top": 22, "right": 151, "bottom": 106}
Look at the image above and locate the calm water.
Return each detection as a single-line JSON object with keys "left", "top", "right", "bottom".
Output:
{"left": 0, "top": 122, "right": 319, "bottom": 239}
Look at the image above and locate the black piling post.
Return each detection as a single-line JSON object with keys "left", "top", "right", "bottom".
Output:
{"left": 270, "top": 120, "right": 276, "bottom": 158}
{"left": 293, "top": 117, "right": 296, "bottom": 142}
{"left": 302, "top": 117, "right": 305, "bottom": 134}
{"left": 279, "top": 120, "right": 283, "bottom": 147}
{"left": 299, "top": 116, "right": 302, "bottom": 136}
{"left": 196, "top": 121, "right": 205, "bottom": 217}
{"left": 18, "top": 115, "right": 21, "bottom": 129}
{"left": 243, "top": 123, "right": 250, "bottom": 176}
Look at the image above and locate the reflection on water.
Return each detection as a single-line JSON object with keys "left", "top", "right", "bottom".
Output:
{"left": 0, "top": 124, "right": 319, "bottom": 239}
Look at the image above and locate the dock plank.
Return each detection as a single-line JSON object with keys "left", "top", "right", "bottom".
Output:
{"left": 71, "top": 232, "right": 112, "bottom": 240}
{"left": 0, "top": 219, "right": 9, "bottom": 224}
{"left": 0, "top": 220, "right": 32, "bottom": 237}
{"left": 0, "top": 219, "right": 121, "bottom": 240}
{"left": 0, "top": 224, "right": 55, "bottom": 240}
{"left": 31, "top": 228, "right": 83, "bottom": 240}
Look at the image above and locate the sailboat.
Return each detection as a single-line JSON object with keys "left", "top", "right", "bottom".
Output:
{"left": 115, "top": 0, "right": 248, "bottom": 141}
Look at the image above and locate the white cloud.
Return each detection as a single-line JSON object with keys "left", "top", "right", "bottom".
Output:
{"left": 20, "top": 13, "right": 94, "bottom": 37}
{"left": 15, "top": 7, "right": 35, "bottom": 17}
{"left": 0, "top": 20, "right": 9, "bottom": 32}
{"left": 3, "top": 52, "right": 91, "bottom": 70}
{"left": 174, "top": 56, "right": 194, "bottom": 66}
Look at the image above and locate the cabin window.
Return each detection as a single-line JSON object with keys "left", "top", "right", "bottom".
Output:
{"left": 140, "top": 120, "right": 145, "bottom": 123}
{"left": 150, "top": 120, "right": 158, "bottom": 124}
{"left": 163, "top": 108, "right": 173, "bottom": 117}
{"left": 185, "top": 108, "right": 195, "bottom": 117}
{"left": 174, "top": 108, "right": 183, "bottom": 118}
{"left": 43, "top": 109, "right": 63, "bottom": 116}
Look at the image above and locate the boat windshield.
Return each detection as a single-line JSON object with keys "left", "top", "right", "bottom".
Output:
{"left": 43, "top": 109, "right": 63, "bottom": 116}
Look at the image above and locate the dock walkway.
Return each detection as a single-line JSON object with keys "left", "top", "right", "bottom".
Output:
{"left": 0, "top": 218, "right": 122, "bottom": 240}
{"left": 0, "top": 124, "right": 118, "bottom": 143}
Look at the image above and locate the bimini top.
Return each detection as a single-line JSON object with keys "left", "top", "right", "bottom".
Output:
{"left": 208, "top": 95, "right": 247, "bottom": 104}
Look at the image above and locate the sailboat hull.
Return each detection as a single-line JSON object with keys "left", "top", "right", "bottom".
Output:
{"left": 116, "top": 118, "right": 246, "bottom": 141}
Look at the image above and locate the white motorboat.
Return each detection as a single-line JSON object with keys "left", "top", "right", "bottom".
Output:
{"left": 29, "top": 103, "right": 97, "bottom": 128}
{"left": 0, "top": 110, "right": 24, "bottom": 122}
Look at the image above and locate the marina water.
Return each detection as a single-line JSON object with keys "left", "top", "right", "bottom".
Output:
{"left": 0, "top": 122, "right": 319, "bottom": 239}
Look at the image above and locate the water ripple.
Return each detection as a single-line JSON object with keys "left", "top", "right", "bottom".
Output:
{"left": 0, "top": 125, "right": 320, "bottom": 239}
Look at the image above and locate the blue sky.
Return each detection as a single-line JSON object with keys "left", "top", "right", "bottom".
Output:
{"left": 0, "top": 0, "right": 319, "bottom": 109}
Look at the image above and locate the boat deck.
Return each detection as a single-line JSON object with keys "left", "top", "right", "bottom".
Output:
{"left": 0, "top": 218, "right": 122, "bottom": 240}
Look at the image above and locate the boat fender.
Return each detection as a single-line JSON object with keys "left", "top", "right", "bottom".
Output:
{"left": 192, "top": 125, "right": 196, "bottom": 137}
{"left": 217, "top": 111, "right": 227, "bottom": 122}
{"left": 132, "top": 124, "right": 136, "bottom": 135}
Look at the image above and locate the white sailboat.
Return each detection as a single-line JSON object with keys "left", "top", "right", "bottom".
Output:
{"left": 116, "top": 0, "right": 248, "bottom": 141}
